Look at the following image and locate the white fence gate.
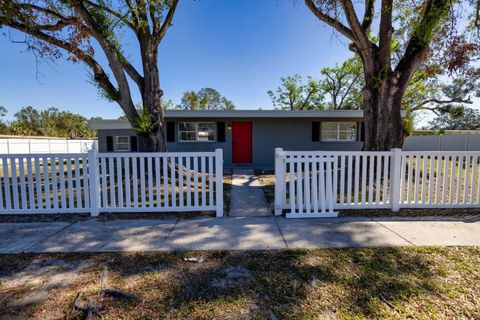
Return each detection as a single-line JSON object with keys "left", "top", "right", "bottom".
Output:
{"left": 275, "top": 148, "right": 480, "bottom": 218}
{"left": 274, "top": 148, "right": 337, "bottom": 218}
{"left": 0, "top": 149, "right": 223, "bottom": 217}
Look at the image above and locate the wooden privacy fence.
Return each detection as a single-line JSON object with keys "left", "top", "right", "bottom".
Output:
{"left": 0, "top": 149, "right": 223, "bottom": 217}
{"left": 275, "top": 148, "right": 480, "bottom": 218}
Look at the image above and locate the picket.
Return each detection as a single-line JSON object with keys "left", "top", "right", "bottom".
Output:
{"left": 275, "top": 149, "right": 480, "bottom": 216}
{"left": 0, "top": 150, "right": 224, "bottom": 216}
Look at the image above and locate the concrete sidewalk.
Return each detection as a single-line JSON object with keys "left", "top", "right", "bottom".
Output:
{"left": 1, "top": 216, "right": 479, "bottom": 253}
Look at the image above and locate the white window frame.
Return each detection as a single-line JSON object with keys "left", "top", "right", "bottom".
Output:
{"left": 114, "top": 136, "right": 130, "bottom": 151}
{"left": 321, "top": 122, "right": 357, "bottom": 141}
{"left": 178, "top": 122, "right": 216, "bottom": 142}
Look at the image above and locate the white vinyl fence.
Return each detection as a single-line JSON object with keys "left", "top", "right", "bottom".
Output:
{"left": 404, "top": 134, "right": 480, "bottom": 151}
{"left": 0, "top": 149, "right": 223, "bottom": 217}
{"left": 0, "top": 138, "right": 97, "bottom": 154}
{"left": 275, "top": 148, "right": 480, "bottom": 218}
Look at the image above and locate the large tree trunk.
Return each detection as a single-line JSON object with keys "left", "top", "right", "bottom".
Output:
{"left": 362, "top": 74, "right": 404, "bottom": 151}
{"left": 138, "top": 43, "right": 166, "bottom": 152}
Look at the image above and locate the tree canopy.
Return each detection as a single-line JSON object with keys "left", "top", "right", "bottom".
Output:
{"left": 0, "top": 0, "right": 179, "bottom": 151}
{"left": 177, "top": 88, "right": 236, "bottom": 110}
{"left": 0, "top": 106, "right": 95, "bottom": 138}
{"left": 268, "top": 75, "right": 324, "bottom": 110}
{"left": 0, "top": 106, "right": 8, "bottom": 134}
{"left": 429, "top": 107, "right": 480, "bottom": 131}
{"left": 304, "top": 0, "right": 480, "bottom": 150}
{"left": 319, "top": 57, "right": 363, "bottom": 110}
{"left": 268, "top": 58, "right": 363, "bottom": 111}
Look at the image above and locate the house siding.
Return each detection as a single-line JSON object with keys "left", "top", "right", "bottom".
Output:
{"left": 97, "top": 117, "right": 363, "bottom": 168}
{"left": 97, "top": 128, "right": 136, "bottom": 152}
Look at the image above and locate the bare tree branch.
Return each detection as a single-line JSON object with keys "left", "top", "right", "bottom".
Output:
{"left": 362, "top": 0, "right": 375, "bottom": 31}
{"left": 71, "top": 0, "right": 138, "bottom": 120}
{"left": 135, "top": 0, "right": 150, "bottom": 35}
{"left": 2, "top": 19, "right": 118, "bottom": 100}
{"left": 378, "top": 0, "right": 393, "bottom": 69}
{"left": 84, "top": 0, "right": 136, "bottom": 30}
{"left": 340, "top": 0, "right": 366, "bottom": 38}
{"left": 156, "top": 0, "right": 179, "bottom": 44}
{"left": 304, "top": 0, "right": 355, "bottom": 41}
{"left": 300, "top": 87, "right": 316, "bottom": 110}
{"left": 395, "top": 0, "right": 451, "bottom": 86}
{"left": 337, "top": 73, "right": 359, "bottom": 109}
{"left": 412, "top": 97, "right": 473, "bottom": 112}
{"left": 123, "top": 0, "right": 139, "bottom": 27}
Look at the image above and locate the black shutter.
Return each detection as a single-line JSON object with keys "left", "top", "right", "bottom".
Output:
{"left": 312, "top": 122, "right": 320, "bottom": 142}
{"left": 130, "top": 136, "right": 138, "bottom": 151}
{"left": 106, "top": 136, "right": 113, "bottom": 152}
{"left": 166, "top": 121, "right": 175, "bottom": 142}
{"left": 217, "top": 122, "right": 225, "bottom": 142}
{"left": 360, "top": 122, "right": 365, "bottom": 141}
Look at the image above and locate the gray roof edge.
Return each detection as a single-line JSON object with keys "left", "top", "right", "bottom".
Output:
{"left": 162, "top": 110, "right": 365, "bottom": 118}
{"left": 89, "top": 110, "right": 406, "bottom": 130}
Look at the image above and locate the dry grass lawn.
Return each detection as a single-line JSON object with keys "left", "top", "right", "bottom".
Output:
{"left": 1, "top": 247, "right": 479, "bottom": 319}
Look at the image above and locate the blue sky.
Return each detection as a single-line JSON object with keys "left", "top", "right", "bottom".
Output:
{"left": 0, "top": 0, "right": 354, "bottom": 120}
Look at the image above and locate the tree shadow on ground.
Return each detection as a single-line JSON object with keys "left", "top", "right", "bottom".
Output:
{"left": 90, "top": 247, "right": 478, "bottom": 319}
{"left": 1, "top": 247, "right": 479, "bottom": 319}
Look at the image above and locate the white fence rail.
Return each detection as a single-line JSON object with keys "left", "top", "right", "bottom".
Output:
{"left": 0, "top": 149, "right": 223, "bottom": 217}
{"left": 275, "top": 148, "right": 480, "bottom": 217}
{"left": 0, "top": 138, "right": 97, "bottom": 154}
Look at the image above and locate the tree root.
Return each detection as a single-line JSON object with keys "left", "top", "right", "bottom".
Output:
{"left": 100, "top": 262, "right": 140, "bottom": 301}
{"left": 71, "top": 263, "right": 140, "bottom": 319}
{"left": 100, "top": 288, "right": 140, "bottom": 302}
{"left": 72, "top": 291, "right": 102, "bottom": 320}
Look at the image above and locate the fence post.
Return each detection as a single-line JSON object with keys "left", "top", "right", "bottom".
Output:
{"left": 88, "top": 148, "right": 100, "bottom": 217}
{"left": 274, "top": 148, "right": 285, "bottom": 216}
{"left": 390, "top": 148, "right": 402, "bottom": 212}
{"left": 215, "top": 148, "right": 223, "bottom": 217}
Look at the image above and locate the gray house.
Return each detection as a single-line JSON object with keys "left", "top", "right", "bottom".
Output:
{"left": 89, "top": 110, "right": 365, "bottom": 168}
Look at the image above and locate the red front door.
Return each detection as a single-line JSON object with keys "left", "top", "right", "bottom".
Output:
{"left": 232, "top": 122, "right": 252, "bottom": 164}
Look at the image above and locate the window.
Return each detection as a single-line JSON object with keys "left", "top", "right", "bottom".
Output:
{"left": 114, "top": 136, "right": 130, "bottom": 151}
{"left": 321, "top": 122, "right": 357, "bottom": 141}
{"left": 178, "top": 122, "right": 216, "bottom": 142}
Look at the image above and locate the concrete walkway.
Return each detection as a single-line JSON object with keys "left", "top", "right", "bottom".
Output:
{"left": 229, "top": 169, "right": 271, "bottom": 217}
{"left": 1, "top": 216, "right": 479, "bottom": 253}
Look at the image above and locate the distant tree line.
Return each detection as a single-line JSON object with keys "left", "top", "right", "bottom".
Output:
{"left": 165, "top": 87, "right": 236, "bottom": 111}
{"left": 118, "top": 87, "right": 236, "bottom": 120}
{"left": 428, "top": 107, "right": 480, "bottom": 131}
{"left": 268, "top": 57, "right": 363, "bottom": 111}
{"left": 0, "top": 106, "right": 96, "bottom": 138}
